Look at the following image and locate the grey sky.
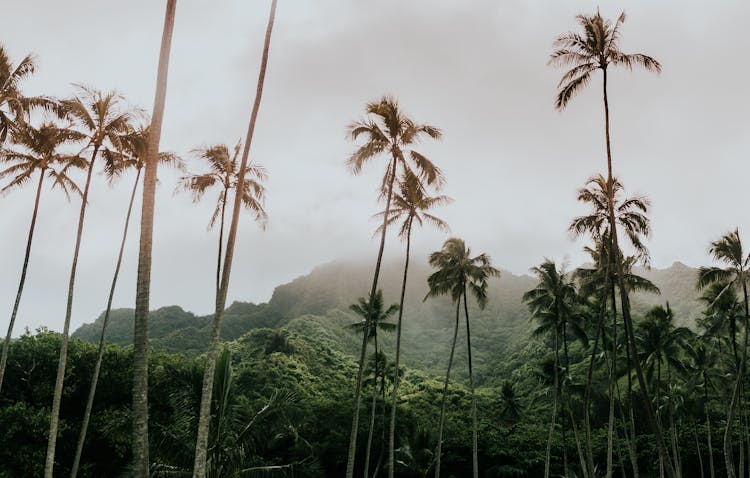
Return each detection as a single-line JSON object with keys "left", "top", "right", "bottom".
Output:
{"left": 1, "top": 0, "right": 748, "bottom": 334}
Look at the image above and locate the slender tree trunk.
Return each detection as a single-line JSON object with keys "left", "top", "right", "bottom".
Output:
{"left": 0, "top": 168, "right": 45, "bottom": 394}
{"left": 583, "top": 296, "right": 606, "bottom": 478}
{"left": 659, "top": 356, "right": 664, "bottom": 478}
{"left": 132, "top": 1, "right": 176, "bottom": 475}
{"left": 667, "top": 362, "right": 682, "bottom": 478}
{"left": 563, "top": 321, "right": 586, "bottom": 477}
{"left": 45, "top": 144, "right": 99, "bottom": 478}
{"left": 364, "top": 331, "right": 380, "bottom": 478}
{"left": 706, "top": 382, "right": 715, "bottom": 478}
{"left": 625, "top": 319, "right": 640, "bottom": 478}
{"left": 569, "top": 406, "right": 588, "bottom": 478}
{"left": 435, "top": 299, "right": 461, "bottom": 478}
{"left": 463, "top": 288, "right": 479, "bottom": 478}
{"left": 602, "top": 67, "right": 675, "bottom": 478}
{"left": 70, "top": 168, "right": 141, "bottom": 478}
{"left": 697, "top": 425, "right": 706, "bottom": 478}
{"left": 215, "top": 188, "right": 228, "bottom": 297}
{"left": 545, "top": 328, "right": 560, "bottom": 478}
{"left": 724, "top": 282, "right": 749, "bottom": 478}
{"left": 607, "top": 284, "right": 618, "bottom": 478}
{"left": 388, "top": 218, "right": 412, "bottom": 478}
{"left": 192, "top": 2, "right": 276, "bottom": 476}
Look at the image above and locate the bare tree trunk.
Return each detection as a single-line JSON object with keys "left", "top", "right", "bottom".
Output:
{"left": 364, "top": 332, "right": 380, "bottom": 478}
{"left": 132, "top": 1, "right": 176, "bottom": 475}
{"left": 625, "top": 320, "right": 640, "bottom": 478}
{"left": 192, "top": 1, "right": 276, "bottom": 476}
{"left": 697, "top": 425, "right": 706, "bottom": 478}
{"left": 388, "top": 218, "right": 412, "bottom": 478}
{"left": 435, "top": 299, "right": 461, "bottom": 478}
{"left": 583, "top": 296, "right": 606, "bottom": 478}
{"left": 545, "top": 328, "right": 560, "bottom": 478}
{"left": 706, "top": 383, "right": 715, "bottom": 478}
{"left": 215, "top": 188, "right": 228, "bottom": 297}
{"left": 463, "top": 288, "right": 479, "bottom": 478}
{"left": 607, "top": 284, "right": 618, "bottom": 478}
{"left": 602, "top": 67, "right": 675, "bottom": 478}
{"left": 70, "top": 168, "right": 141, "bottom": 478}
{"left": 0, "top": 168, "right": 45, "bottom": 394}
{"left": 45, "top": 144, "right": 99, "bottom": 478}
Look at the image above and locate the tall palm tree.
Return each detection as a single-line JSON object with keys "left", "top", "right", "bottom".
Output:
{"left": 378, "top": 170, "right": 451, "bottom": 478}
{"left": 549, "top": 10, "right": 670, "bottom": 476}
{"left": 697, "top": 229, "right": 750, "bottom": 478}
{"left": 0, "top": 45, "right": 59, "bottom": 145}
{"left": 425, "top": 237, "right": 499, "bottom": 478}
{"left": 178, "top": 142, "right": 267, "bottom": 296}
{"left": 132, "top": 1, "right": 177, "bottom": 475}
{"left": 346, "top": 97, "right": 443, "bottom": 478}
{"left": 192, "top": 1, "right": 277, "bottom": 476}
{"left": 44, "top": 86, "right": 132, "bottom": 478}
{"left": 524, "top": 260, "right": 585, "bottom": 478}
{"left": 70, "top": 125, "right": 182, "bottom": 478}
{"left": 348, "top": 290, "right": 397, "bottom": 478}
{"left": 685, "top": 338, "right": 720, "bottom": 478}
{"left": 0, "top": 122, "right": 84, "bottom": 394}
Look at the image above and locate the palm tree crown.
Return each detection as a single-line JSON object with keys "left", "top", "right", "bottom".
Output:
{"left": 426, "top": 237, "right": 500, "bottom": 307}
{"left": 549, "top": 10, "right": 662, "bottom": 110}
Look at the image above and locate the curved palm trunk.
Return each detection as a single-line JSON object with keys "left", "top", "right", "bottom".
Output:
{"left": 696, "top": 426, "right": 705, "bottom": 478}
{"left": 363, "top": 331, "right": 380, "bottom": 478}
{"left": 544, "top": 327, "right": 560, "bottom": 478}
{"left": 132, "top": 2, "right": 176, "bottom": 476}
{"left": 463, "top": 288, "right": 479, "bottom": 478}
{"left": 347, "top": 153, "right": 398, "bottom": 478}
{"left": 70, "top": 168, "right": 141, "bottom": 478}
{"left": 607, "top": 284, "right": 618, "bottom": 478}
{"left": 435, "top": 299, "right": 461, "bottom": 478}
{"left": 724, "top": 282, "right": 749, "bottom": 478}
{"left": 388, "top": 218, "right": 412, "bottom": 478}
{"left": 192, "top": 2, "right": 276, "bottom": 476}
{"left": 215, "top": 188, "right": 228, "bottom": 297}
{"left": 602, "top": 67, "right": 675, "bottom": 478}
{"left": 0, "top": 168, "right": 45, "bottom": 394}
{"left": 45, "top": 144, "right": 99, "bottom": 478}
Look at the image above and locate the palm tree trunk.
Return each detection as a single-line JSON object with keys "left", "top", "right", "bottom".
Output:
{"left": 463, "top": 288, "right": 479, "bottom": 478}
{"left": 724, "top": 283, "right": 749, "bottom": 478}
{"left": 388, "top": 218, "right": 412, "bottom": 478}
{"left": 45, "top": 144, "right": 99, "bottom": 478}
{"left": 215, "top": 188, "right": 228, "bottom": 296}
{"left": 545, "top": 327, "right": 560, "bottom": 478}
{"left": 132, "top": 2, "right": 176, "bottom": 476}
{"left": 70, "top": 168, "right": 141, "bottom": 478}
{"left": 696, "top": 425, "right": 706, "bottom": 478}
{"left": 602, "top": 66, "right": 675, "bottom": 478}
{"left": 568, "top": 406, "right": 588, "bottom": 478}
{"left": 624, "top": 319, "right": 640, "bottom": 478}
{"left": 364, "top": 331, "right": 380, "bottom": 478}
{"left": 583, "top": 296, "right": 606, "bottom": 478}
{"left": 607, "top": 283, "right": 618, "bottom": 478}
{"left": 706, "top": 381, "right": 715, "bottom": 478}
{"left": 0, "top": 168, "right": 45, "bottom": 394}
{"left": 667, "top": 362, "right": 682, "bottom": 478}
{"left": 192, "top": 1, "right": 276, "bottom": 476}
{"left": 435, "top": 299, "right": 461, "bottom": 478}
{"left": 348, "top": 154, "right": 397, "bottom": 478}
{"left": 563, "top": 321, "right": 586, "bottom": 477}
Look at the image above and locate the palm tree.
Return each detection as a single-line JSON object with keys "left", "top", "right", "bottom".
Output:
{"left": 524, "top": 260, "right": 585, "bottom": 478}
{"left": 550, "top": 10, "right": 670, "bottom": 476}
{"left": 0, "top": 45, "right": 59, "bottom": 145}
{"left": 498, "top": 381, "right": 522, "bottom": 425}
{"left": 685, "top": 338, "right": 720, "bottom": 478}
{"left": 44, "top": 85, "right": 132, "bottom": 478}
{"left": 348, "top": 290, "right": 397, "bottom": 478}
{"left": 636, "top": 304, "right": 692, "bottom": 478}
{"left": 178, "top": 142, "right": 267, "bottom": 296}
{"left": 696, "top": 229, "right": 750, "bottom": 478}
{"left": 192, "top": 1, "right": 277, "bottom": 476}
{"left": 0, "top": 122, "right": 84, "bottom": 394}
{"left": 425, "top": 237, "right": 499, "bottom": 478}
{"left": 70, "top": 125, "right": 182, "bottom": 478}
{"left": 345, "top": 97, "right": 443, "bottom": 478}
{"left": 377, "top": 170, "right": 450, "bottom": 478}
{"left": 132, "top": 1, "right": 177, "bottom": 475}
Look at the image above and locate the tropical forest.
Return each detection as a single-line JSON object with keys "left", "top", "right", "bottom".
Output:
{"left": 0, "top": 2, "right": 747, "bottom": 478}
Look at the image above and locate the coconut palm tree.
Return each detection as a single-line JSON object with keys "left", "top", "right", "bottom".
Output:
{"left": 132, "top": 1, "right": 177, "bottom": 475}
{"left": 550, "top": 10, "right": 669, "bottom": 476}
{"left": 192, "top": 2, "right": 277, "bottom": 476}
{"left": 524, "top": 260, "right": 586, "bottom": 478}
{"left": 685, "top": 338, "right": 720, "bottom": 478}
{"left": 425, "top": 237, "right": 499, "bottom": 478}
{"left": 348, "top": 290, "right": 397, "bottom": 478}
{"left": 0, "top": 122, "right": 85, "bottom": 394}
{"left": 345, "top": 95, "right": 443, "bottom": 478}
{"left": 377, "top": 170, "right": 451, "bottom": 478}
{"left": 70, "top": 124, "right": 182, "bottom": 478}
{"left": 178, "top": 142, "right": 267, "bottom": 296}
{"left": 44, "top": 86, "right": 133, "bottom": 478}
{"left": 0, "top": 45, "right": 59, "bottom": 145}
{"left": 697, "top": 229, "right": 750, "bottom": 478}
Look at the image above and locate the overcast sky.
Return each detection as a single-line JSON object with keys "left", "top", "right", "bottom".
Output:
{"left": 1, "top": 0, "right": 748, "bottom": 335}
